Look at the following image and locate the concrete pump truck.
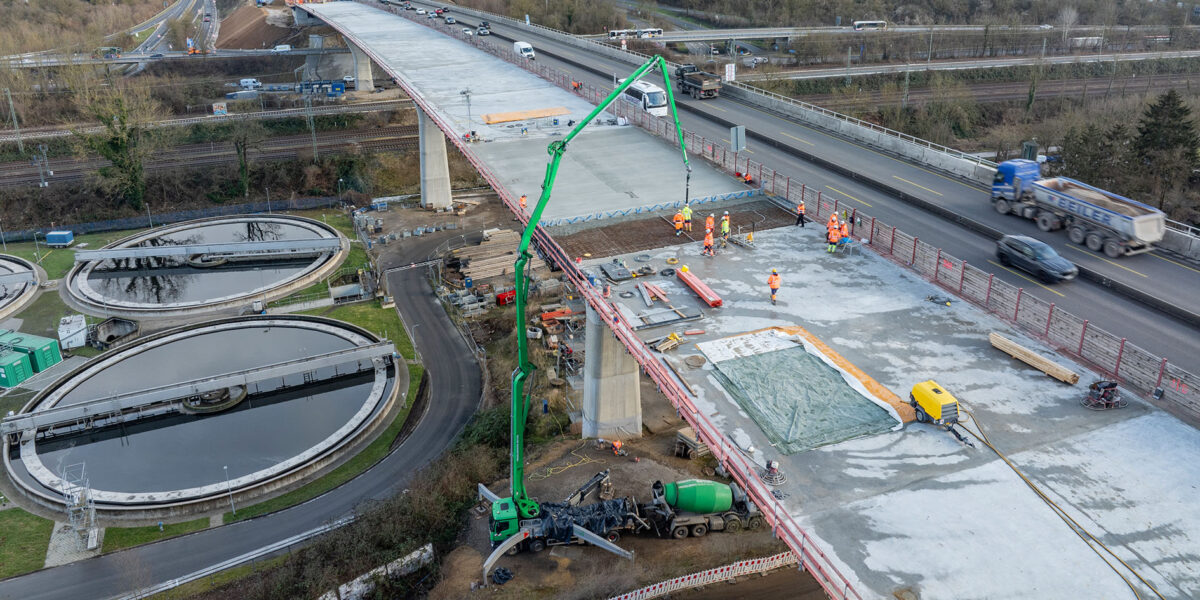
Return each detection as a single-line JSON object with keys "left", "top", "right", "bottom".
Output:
{"left": 477, "top": 54, "right": 692, "bottom": 582}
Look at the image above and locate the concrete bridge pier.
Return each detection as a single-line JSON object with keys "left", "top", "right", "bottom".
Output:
{"left": 291, "top": 6, "right": 322, "bottom": 26}
{"left": 418, "top": 108, "right": 452, "bottom": 210}
{"left": 346, "top": 41, "right": 375, "bottom": 92}
{"left": 582, "top": 305, "right": 642, "bottom": 440}
{"left": 303, "top": 35, "right": 323, "bottom": 81}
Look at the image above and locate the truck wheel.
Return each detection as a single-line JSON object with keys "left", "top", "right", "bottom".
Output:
{"left": 993, "top": 198, "right": 1011, "bottom": 215}
{"left": 1103, "top": 240, "right": 1124, "bottom": 258}
{"left": 530, "top": 540, "right": 546, "bottom": 553}
{"left": 506, "top": 543, "right": 521, "bottom": 556}
{"left": 746, "top": 516, "right": 764, "bottom": 531}
{"left": 724, "top": 515, "right": 742, "bottom": 533}
{"left": 1085, "top": 233, "right": 1104, "bottom": 252}
{"left": 1036, "top": 212, "right": 1058, "bottom": 232}
{"left": 605, "top": 531, "right": 621, "bottom": 543}
{"left": 690, "top": 524, "right": 708, "bottom": 538}
{"left": 671, "top": 526, "right": 689, "bottom": 539}
{"left": 1068, "top": 226, "right": 1087, "bottom": 245}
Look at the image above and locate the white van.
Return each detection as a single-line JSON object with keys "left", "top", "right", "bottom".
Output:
{"left": 513, "top": 41, "right": 535, "bottom": 59}
{"left": 239, "top": 78, "right": 263, "bottom": 89}
{"left": 272, "top": 44, "right": 292, "bottom": 53}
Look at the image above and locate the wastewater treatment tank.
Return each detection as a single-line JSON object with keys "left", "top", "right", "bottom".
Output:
{"left": 3, "top": 316, "right": 399, "bottom": 514}
{"left": 65, "top": 215, "right": 347, "bottom": 317}
{"left": 0, "top": 254, "right": 38, "bottom": 321}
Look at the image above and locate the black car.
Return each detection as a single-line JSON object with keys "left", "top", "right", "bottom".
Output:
{"left": 996, "top": 235, "right": 1078, "bottom": 283}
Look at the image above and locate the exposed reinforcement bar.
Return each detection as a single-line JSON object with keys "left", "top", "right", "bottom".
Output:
{"left": 73, "top": 238, "right": 343, "bottom": 262}
{"left": 1, "top": 341, "right": 395, "bottom": 436}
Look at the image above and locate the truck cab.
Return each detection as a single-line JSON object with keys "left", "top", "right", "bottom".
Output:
{"left": 489, "top": 498, "right": 519, "bottom": 544}
{"left": 991, "top": 159, "right": 1041, "bottom": 203}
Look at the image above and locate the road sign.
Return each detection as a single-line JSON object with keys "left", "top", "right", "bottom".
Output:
{"left": 724, "top": 62, "right": 736, "bottom": 82}
{"left": 730, "top": 125, "right": 746, "bottom": 153}
{"left": 212, "top": 102, "right": 228, "bottom": 116}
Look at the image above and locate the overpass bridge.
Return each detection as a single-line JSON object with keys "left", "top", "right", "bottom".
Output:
{"left": 583, "top": 23, "right": 1180, "bottom": 44}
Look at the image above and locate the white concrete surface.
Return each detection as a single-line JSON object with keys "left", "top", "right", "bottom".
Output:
{"left": 586, "top": 224, "right": 1200, "bottom": 599}
{"left": 303, "top": 3, "right": 744, "bottom": 222}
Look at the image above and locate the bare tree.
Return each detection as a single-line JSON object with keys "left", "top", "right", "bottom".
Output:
{"left": 71, "top": 79, "right": 168, "bottom": 210}
{"left": 1059, "top": 6, "right": 1079, "bottom": 46}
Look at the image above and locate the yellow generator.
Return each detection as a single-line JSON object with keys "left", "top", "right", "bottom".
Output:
{"left": 909, "top": 380, "right": 960, "bottom": 425}
{"left": 909, "top": 380, "right": 973, "bottom": 446}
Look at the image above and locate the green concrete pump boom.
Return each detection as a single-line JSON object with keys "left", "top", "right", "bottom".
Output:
{"left": 502, "top": 55, "right": 691, "bottom": 525}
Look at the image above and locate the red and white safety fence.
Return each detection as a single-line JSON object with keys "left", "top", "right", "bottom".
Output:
{"left": 609, "top": 551, "right": 799, "bottom": 600}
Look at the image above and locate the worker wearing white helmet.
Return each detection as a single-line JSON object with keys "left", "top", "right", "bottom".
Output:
{"left": 705, "top": 213, "right": 715, "bottom": 231}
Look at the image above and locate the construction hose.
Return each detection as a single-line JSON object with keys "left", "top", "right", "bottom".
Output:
{"left": 960, "top": 409, "right": 1164, "bottom": 600}
{"left": 666, "top": 257, "right": 679, "bottom": 265}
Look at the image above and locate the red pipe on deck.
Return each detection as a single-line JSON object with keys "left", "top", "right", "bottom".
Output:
{"left": 677, "top": 268, "right": 723, "bottom": 307}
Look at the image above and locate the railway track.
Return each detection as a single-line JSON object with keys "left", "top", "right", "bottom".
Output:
{"left": 0, "top": 126, "right": 419, "bottom": 187}
{"left": 797, "top": 72, "right": 1200, "bottom": 109}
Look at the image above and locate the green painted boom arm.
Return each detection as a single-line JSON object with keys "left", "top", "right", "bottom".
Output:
{"left": 508, "top": 55, "right": 689, "bottom": 520}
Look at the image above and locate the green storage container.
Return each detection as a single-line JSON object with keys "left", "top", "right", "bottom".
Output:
{"left": 0, "top": 332, "right": 63, "bottom": 373}
{"left": 663, "top": 479, "right": 733, "bottom": 514}
{"left": 0, "top": 350, "right": 32, "bottom": 388}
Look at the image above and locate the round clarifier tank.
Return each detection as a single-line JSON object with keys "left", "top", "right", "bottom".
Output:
{"left": 65, "top": 215, "right": 346, "bottom": 317}
{"left": 4, "top": 316, "right": 398, "bottom": 513}
{"left": 0, "top": 254, "right": 38, "bottom": 321}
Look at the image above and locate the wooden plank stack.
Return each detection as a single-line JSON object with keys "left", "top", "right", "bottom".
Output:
{"left": 989, "top": 332, "right": 1080, "bottom": 385}
{"left": 450, "top": 230, "right": 532, "bottom": 281}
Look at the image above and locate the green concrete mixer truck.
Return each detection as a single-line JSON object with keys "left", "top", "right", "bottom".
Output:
{"left": 639, "top": 479, "right": 763, "bottom": 539}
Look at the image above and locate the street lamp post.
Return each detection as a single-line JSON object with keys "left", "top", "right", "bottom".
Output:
{"left": 336, "top": 178, "right": 345, "bottom": 208}
{"left": 265, "top": 185, "right": 271, "bottom": 214}
{"left": 460, "top": 88, "right": 472, "bottom": 137}
{"left": 223, "top": 465, "right": 236, "bottom": 515}
{"left": 0, "top": 219, "right": 6, "bottom": 252}
{"left": 33, "top": 232, "right": 43, "bottom": 264}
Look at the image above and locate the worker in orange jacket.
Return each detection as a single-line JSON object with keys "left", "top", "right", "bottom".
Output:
{"left": 795, "top": 201, "right": 807, "bottom": 227}
{"left": 519, "top": 194, "right": 528, "bottom": 211}
{"left": 705, "top": 213, "right": 715, "bottom": 232}
{"left": 767, "top": 268, "right": 781, "bottom": 305}
{"left": 703, "top": 228, "right": 715, "bottom": 257}
{"left": 827, "top": 212, "right": 839, "bottom": 232}
{"left": 673, "top": 210, "right": 685, "bottom": 236}
{"left": 827, "top": 225, "right": 840, "bottom": 253}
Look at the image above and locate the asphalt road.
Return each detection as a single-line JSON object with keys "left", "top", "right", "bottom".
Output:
{"left": 0, "top": 234, "right": 482, "bottom": 600}
{"left": 433, "top": 6, "right": 1200, "bottom": 375}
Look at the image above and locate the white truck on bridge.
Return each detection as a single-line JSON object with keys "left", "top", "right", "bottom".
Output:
{"left": 990, "top": 159, "right": 1166, "bottom": 258}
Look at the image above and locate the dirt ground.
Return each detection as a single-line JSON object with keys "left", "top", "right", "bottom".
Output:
{"left": 216, "top": 4, "right": 290, "bottom": 50}
{"left": 427, "top": 418, "right": 796, "bottom": 600}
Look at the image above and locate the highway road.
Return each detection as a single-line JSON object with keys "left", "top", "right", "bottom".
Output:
{"left": 3, "top": 47, "right": 347, "bottom": 69}
{"left": 429, "top": 6, "right": 1200, "bottom": 376}
{"left": 583, "top": 23, "right": 1187, "bottom": 43}
{"left": 737, "top": 48, "right": 1200, "bottom": 81}
{"left": 0, "top": 235, "right": 483, "bottom": 600}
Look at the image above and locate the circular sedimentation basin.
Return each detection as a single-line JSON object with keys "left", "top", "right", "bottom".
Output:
{"left": 0, "top": 254, "right": 39, "bottom": 322}
{"left": 4, "top": 316, "right": 399, "bottom": 516}
{"left": 65, "top": 215, "right": 347, "bottom": 318}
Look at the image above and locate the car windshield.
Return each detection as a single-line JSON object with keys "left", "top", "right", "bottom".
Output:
{"left": 645, "top": 91, "right": 666, "bottom": 107}
{"left": 1028, "top": 241, "right": 1057, "bottom": 260}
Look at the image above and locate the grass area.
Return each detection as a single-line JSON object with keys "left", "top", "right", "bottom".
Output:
{"left": 12, "top": 291, "right": 73, "bottom": 339}
{"left": 5, "top": 228, "right": 143, "bottom": 281}
{"left": 102, "top": 518, "right": 208, "bottom": 553}
{"left": 0, "top": 386, "right": 36, "bottom": 416}
{"left": 300, "top": 300, "right": 415, "bottom": 359}
{"left": 226, "top": 362, "right": 423, "bottom": 523}
{"left": 0, "top": 509, "right": 55, "bottom": 579}
{"left": 289, "top": 209, "right": 354, "bottom": 239}
{"left": 147, "top": 554, "right": 290, "bottom": 600}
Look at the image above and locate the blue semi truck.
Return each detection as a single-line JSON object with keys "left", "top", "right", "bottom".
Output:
{"left": 990, "top": 159, "right": 1166, "bottom": 258}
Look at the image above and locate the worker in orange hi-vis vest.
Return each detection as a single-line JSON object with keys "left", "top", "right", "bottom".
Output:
{"left": 827, "top": 225, "right": 840, "bottom": 253}
{"left": 767, "top": 268, "right": 781, "bottom": 305}
{"left": 795, "top": 201, "right": 807, "bottom": 227}
{"left": 673, "top": 210, "right": 685, "bottom": 236}
{"left": 827, "top": 212, "right": 839, "bottom": 232}
{"left": 519, "top": 194, "right": 528, "bottom": 211}
{"left": 703, "top": 228, "right": 715, "bottom": 257}
{"left": 705, "top": 213, "right": 715, "bottom": 232}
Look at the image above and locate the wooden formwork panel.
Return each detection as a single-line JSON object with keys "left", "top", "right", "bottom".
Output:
{"left": 913, "top": 241, "right": 939, "bottom": 278}
{"left": 1016, "top": 293, "right": 1052, "bottom": 334}
{"left": 1162, "top": 363, "right": 1200, "bottom": 414}
{"left": 1047, "top": 310, "right": 1086, "bottom": 352}
{"left": 1080, "top": 325, "right": 1121, "bottom": 370}
{"left": 960, "top": 267, "right": 993, "bottom": 307}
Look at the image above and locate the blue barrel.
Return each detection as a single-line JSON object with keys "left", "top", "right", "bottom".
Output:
{"left": 464, "top": 277, "right": 474, "bottom": 289}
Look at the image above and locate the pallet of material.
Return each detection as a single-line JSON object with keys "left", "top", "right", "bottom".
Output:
{"left": 481, "top": 106, "right": 570, "bottom": 124}
{"left": 674, "top": 426, "right": 710, "bottom": 459}
{"left": 633, "top": 305, "right": 702, "bottom": 330}
{"left": 989, "top": 332, "right": 1080, "bottom": 385}
{"left": 676, "top": 269, "right": 723, "bottom": 308}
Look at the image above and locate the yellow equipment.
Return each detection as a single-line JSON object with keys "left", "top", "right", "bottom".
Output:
{"left": 909, "top": 380, "right": 960, "bottom": 425}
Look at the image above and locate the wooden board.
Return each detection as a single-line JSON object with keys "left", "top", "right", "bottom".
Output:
{"left": 481, "top": 106, "right": 570, "bottom": 124}
{"left": 989, "top": 332, "right": 1080, "bottom": 385}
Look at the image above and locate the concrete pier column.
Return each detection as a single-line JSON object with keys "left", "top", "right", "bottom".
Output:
{"left": 582, "top": 304, "right": 642, "bottom": 440}
{"left": 347, "top": 42, "right": 375, "bottom": 92}
{"left": 418, "top": 108, "right": 453, "bottom": 210}
{"left": 303, "top": 35, "right": 323, "bottom": 81}
{"left": 291, "top": 6, "right": 321, "bottom": 26}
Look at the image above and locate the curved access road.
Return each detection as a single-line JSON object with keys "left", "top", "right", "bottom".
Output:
{"left": 0, "top": 235, "right": 482, "bottom": 600}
